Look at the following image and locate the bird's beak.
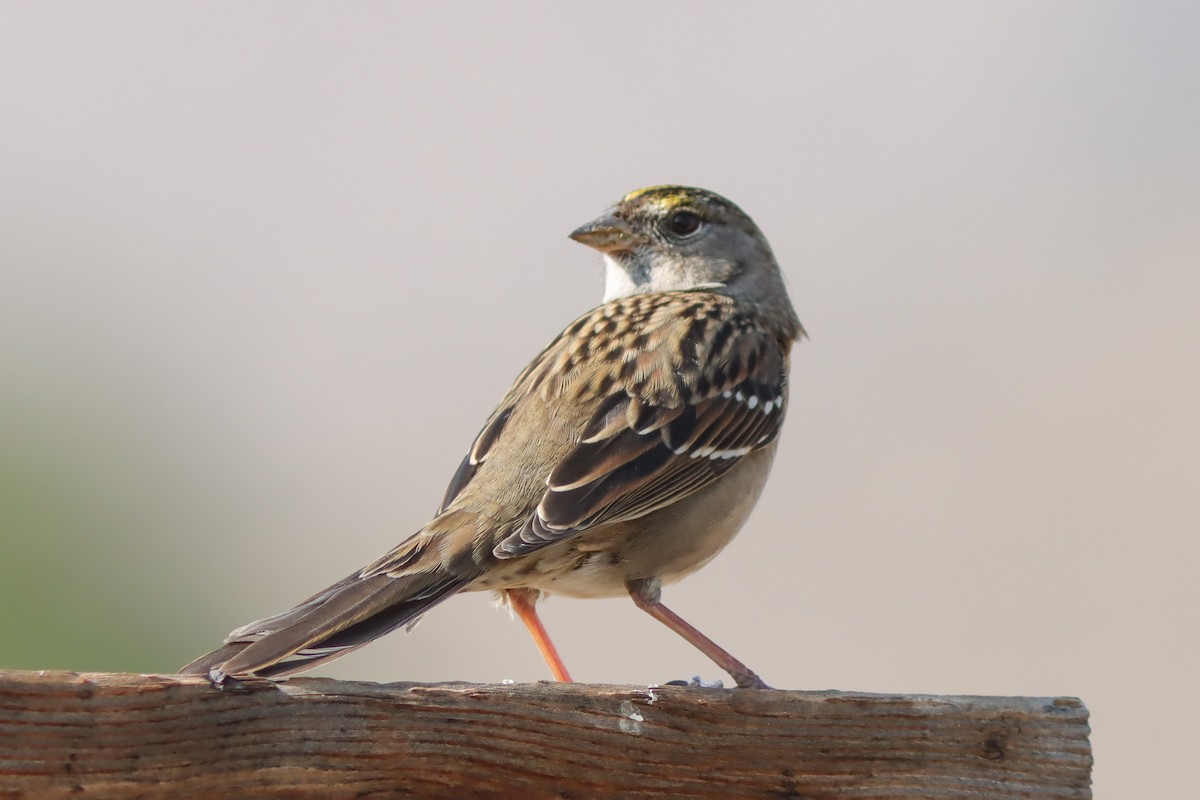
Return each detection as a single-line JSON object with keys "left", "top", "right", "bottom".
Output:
{"left": 569, "top": 212, "right": 642, "bottom": 253}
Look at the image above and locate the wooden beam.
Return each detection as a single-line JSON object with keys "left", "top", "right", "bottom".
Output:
{"left": 0, "top": 670, "right": 1090, "bottom": 799}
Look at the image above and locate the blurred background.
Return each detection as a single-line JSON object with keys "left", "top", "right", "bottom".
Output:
{"left": 1, "top": 1, "right": 1196, "bottom": 794}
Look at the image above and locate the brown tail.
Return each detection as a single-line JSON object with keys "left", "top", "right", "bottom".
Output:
{"left": 179, "top": 523, "right": 478, "bottom": 680}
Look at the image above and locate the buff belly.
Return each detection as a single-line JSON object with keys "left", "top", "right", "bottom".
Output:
{"left": 470, "top": 442, "right": 779, "bottom": 599}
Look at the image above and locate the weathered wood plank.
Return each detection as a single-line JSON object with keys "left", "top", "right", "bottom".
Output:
{"left": 0, "top": 670, "right": 1090, "bottom": 799}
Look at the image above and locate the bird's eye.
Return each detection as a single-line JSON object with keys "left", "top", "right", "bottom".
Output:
{"left": 666, "top": 210, "right": 702, "bottom": 237}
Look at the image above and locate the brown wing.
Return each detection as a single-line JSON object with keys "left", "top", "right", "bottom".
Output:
{"left": 438, "top": 404, "right": 515, "bottom": 513}
{"left": 494, "top": 324, "right": 790, "bottom": 558}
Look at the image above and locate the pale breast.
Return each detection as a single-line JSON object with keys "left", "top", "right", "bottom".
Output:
{"left": 468, "top": 443, "right": 778, "bottom": 599}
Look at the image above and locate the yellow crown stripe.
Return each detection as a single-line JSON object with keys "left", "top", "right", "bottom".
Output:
{"left": 622, "top": 185, "right": 696, "bottom": 210}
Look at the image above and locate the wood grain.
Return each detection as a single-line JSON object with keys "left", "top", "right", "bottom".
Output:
{"left": 0, "top": 670, "right": 1090, "bottom": 799}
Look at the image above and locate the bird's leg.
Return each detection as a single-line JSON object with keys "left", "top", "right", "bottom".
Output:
{"left": 626, "top": 577, "right": 770, "bottom": 689}
{"left": 506, "top": 588, "right": 573, "bottom": 682}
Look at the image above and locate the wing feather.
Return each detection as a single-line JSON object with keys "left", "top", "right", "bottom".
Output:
{"left": 495, "top": 320, "right": 790, "bottom": 559}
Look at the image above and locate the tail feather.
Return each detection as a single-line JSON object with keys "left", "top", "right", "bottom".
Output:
{"left": 179, "top": 529, "right": 478, "bottom": 679}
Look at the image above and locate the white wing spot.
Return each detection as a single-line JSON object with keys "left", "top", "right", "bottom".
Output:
{"left": 763, "top": 400, "right": 774, "bottom": 414}
{"left": 708, "top": 446, "right": 752, "bottom": 461}
{"left": 747, "top": 395, "right": 759, "bottom": 410}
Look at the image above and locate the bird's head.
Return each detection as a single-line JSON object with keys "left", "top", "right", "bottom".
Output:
{"left": 570, "top": 186, "right": 798, "bottom": 334}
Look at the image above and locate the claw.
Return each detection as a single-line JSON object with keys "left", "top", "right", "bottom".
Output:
{"left": 661, "top": 675, "right": 726, "bottom": 689}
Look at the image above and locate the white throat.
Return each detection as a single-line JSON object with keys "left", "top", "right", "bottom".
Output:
{"left": 602, "top": 254, "right": 640, "bottom": 302}
{"left": 602, "top": 254, "right": 728, "bottom": 302}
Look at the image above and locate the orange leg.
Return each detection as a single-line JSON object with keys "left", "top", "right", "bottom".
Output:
{"left": 506, "top": 588, "right": 573, "bottom": 682}
{"left": 627, "top": 577, "right": 770, "bottom": 689}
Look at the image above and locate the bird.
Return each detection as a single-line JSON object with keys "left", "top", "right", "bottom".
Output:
{"left": 179, "top": 185, "right": 804, "bottom": 689}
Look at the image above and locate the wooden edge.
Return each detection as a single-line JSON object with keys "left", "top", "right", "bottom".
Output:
{"left": 0, "top": 670, "right": 1091, "bottom": 800}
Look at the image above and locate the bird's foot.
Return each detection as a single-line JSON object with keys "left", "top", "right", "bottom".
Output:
{"left": 660, "top": 675, "right": 726, "bottom": 689}
{"left": 659, "top": 672, "right": 772, "bottom": 689}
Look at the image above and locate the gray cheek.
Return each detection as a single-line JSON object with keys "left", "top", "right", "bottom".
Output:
{"left": 628, "top": 261, "right": 651, "bottom": 286}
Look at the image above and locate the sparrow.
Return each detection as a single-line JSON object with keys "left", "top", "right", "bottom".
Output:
{"left": 180, "top": 185, "right": 804, "bottom": 689}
